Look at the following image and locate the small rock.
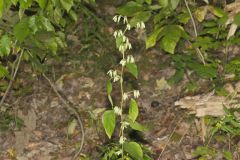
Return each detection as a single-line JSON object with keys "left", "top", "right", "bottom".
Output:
{"left": 151, "top": 101, "right": 162, "bottom": 108}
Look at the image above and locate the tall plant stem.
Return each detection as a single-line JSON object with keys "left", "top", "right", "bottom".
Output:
{"left": 120, "top": 52, "right": 125, "bottom": 158}
{"left": 184, "top": 0, "right": 206, "bottom": 65}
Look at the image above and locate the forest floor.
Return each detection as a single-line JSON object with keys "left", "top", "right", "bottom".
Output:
{"left": 0, "top": 2, "right": 240, "bottom": 160}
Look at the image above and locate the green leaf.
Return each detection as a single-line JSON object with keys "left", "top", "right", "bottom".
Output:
{"left": 36, "top": 0, "right": 47, "bottom": 9}
{"left": 102, "top": 110, "right": 116, "bottom": 139}
{"left": 161, "top": 36, "right": 178, "bottom": 54}
{"left": 69, "top": 10, "right": 77, "bottom": 22}
{"left": 211, "top": 7, "right": 225, "bottom": 18}
{"left": 107, "top": 80, "right": 112, "bottom": 95}
{"left": 0, "top": 0, "right": 4, "bottom": 18}
{"left": 11, "top": 0, "right": 18, "bottom": 5}
{"left": 158, "top": 0, "right": 168, "bottom": 8}
{"left": 126, "top": 63, "right": 138, "bottom": 78}
{"left": 234, "top": 12, "right": 240, "bottom": 26}
{"left": 0, "top": 65, "right": 10, "bottom": 79}
{"left": 130, "top": 11, "right": 151, "bottom": 27}
{"left": 46, "top": 38, "right": 58, "bottom": 54}
{"left": 60, "top": 0, "right": 73, "bottom": 12}
{"left": 0, "top": 35, "right": 11, "bottom": 56}
{"left": 129, "top": 99, "right": 139, "bottom": 122}
{"left": 130, "top": 121, "right": 147, "bottom": 132}
{"left": 117, "top": 1, "right": 144, "bottom": 16}
{"left": 145, "top": 0, "right": 152, "bottom": 5}
{"left": 223, "top": 151, "right": 233, "bottom": 160}
{"left": 171, "top": 0, "right": 180, "bottom": 10}
{"left": 123, "top": 142, "right": 143, "bottom": 159}
{"left": 14, "top": 19, "right": 30, "bottom": 43}
{"left": 146, "top": 27, "right": 163, "bottom": 49}
{"left": 19, "top": 0, "right": 32, "bottom": 9}
{"left": 160, "top": 25, "right": 184, "bottom": 54}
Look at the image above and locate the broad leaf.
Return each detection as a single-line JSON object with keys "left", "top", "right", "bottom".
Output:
{"left": 123, "top": 142, "right": 143, "bottom": 159}
{"left": 130, "top": 11, "right": 151, "bottom": 26}
{"left": 14, "top": 19, "right": 30, "bottom": 43}
{"left": 69, "top": 10, "right": 78, "bottom": 22}
{"left": 209, "top": 7, "right": 225, "bottom": 18}
{"left": 158, "top": 0, "right": 168, "bottom": 8}
{"left": 107, "top": 80, "right": 112, "bottom": 95}
{"left": 60, "top": 0, "right": 73, "bottom": 12}
{"left": 102, "top": 110, "right": 116, "bottom": 139}
{"left": 171, "top": 0, "right": 180, "bottom": 10}
{"left": 146, "top": 27, "right": 163, "bottom": 49}
{"left": 129, "top": 99, "right": 139, "bottom": 122}
{"left": 0, "top": 35, "right": 11, "bottom": 56}
{"left": 36, "top": 0, "right": 47, "bottom": 9}
{"left": 161, "top": 36, "right": 178, "bottom": 54}
{"left": 0, "top": 65, "right": 10, "bottom": 79}
{"left": 46, "top": 38, "right": 58, "bottom": 54}
{"left": 0, "top": 0, "right": 3, "bottom": 18}
{"left": 145, "top": 0, "right": 152, "bottom": 5}
{"left": 160, "top": 25, "right": 184, "bottom": 54}
{"left": 117, "top": 1, "right": 144, "bottom": 16}
{"left": 19, "top": 0, "right": 32, "bottom": 9}
{"left": 107, "top": 80, "right": 113, "bottom": 106}
{"left": 126, "top": 63, "right": 138, "bottom": 78}
{"left": 130, "top": 121, "right": 147, "bottom": 132}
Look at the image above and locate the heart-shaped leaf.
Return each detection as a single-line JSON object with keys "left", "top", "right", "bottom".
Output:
{"left": 102, "top": 110, "right": 116, "bottom": 139}
{"left": 123, "top": 142, "right": 143, "bottom": 159}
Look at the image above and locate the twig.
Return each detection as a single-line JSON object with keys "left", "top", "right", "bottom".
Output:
{"left": 184, "top": 0, "right": 206, "bottom": 65}
{"left": 184, "top": 0, "right": 198, "bottom": 37}
{"left": 0, "top": 50, "right": 24, "bottom": 107}
{"left": 157, "top": 117, "right": 184, "bottom": 160}
{"left": 42, "top": 73, "right": 85, "bottom": 160}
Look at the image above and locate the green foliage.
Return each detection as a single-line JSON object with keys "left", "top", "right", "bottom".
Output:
{"left": 123, "top": 142, "right": 143, "bottom": 159}
{"left": 211, "top": 108, "right": 240, "bottom": 137}
{"left": 118, "top": 0, "right": 187, "bottom": 54}
{"left": 102, "top": 110, "right": 116, "bottom": 139}
{"left": 0, "top": 112, "right": 24, "bottom": 132}
{"left": 101, "top": 16, "right": 152, "bottom": 159}
{"left": 129, "top": 99, "right": 139, "bottom": 122}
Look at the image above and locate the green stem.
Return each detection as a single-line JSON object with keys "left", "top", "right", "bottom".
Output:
{"left": 120, "top": 52, "right": 125, "bottom": 159}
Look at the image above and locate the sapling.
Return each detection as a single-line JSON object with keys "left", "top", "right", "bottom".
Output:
{"left": 102, "top": 15, "right": 151, "bottom": 159}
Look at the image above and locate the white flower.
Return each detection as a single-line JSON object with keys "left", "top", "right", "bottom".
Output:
{"left": 127, "top": 55, "right": 135, "bottom": 63}
{"left": 113, "top": 31, "right": 118, "bottom": 38}
{"left": 119, "top": 44, "right": 126, "bottom": 54}
{"left": 113, "top": 75, "right": 120, "bottom": 82}
{"left": 117, "top": 15, "right": 122, "bottom": 23}
{"left": 136, "top": 21, "right": 145, "bottom": 30}
{"left": 114, "top": 106, "right": 122, "bottom": 115}
{"left": 123, "top": 93, "right": 128, "bottom": 101}
{"left": 121, "top": 121, "right": 130, "bottom": 129}
{"left": 113, "top": 15, "right": 118, "bottom": 22}
{"left": 140, "top": 22, "right": 145, "bottom": 29}
{"left": 120, "top": 59, "right": 126, "bottom": 66}
{"left": 133, "top": 90, "right": 140, "bottom": 98}
{"left": 115, "top": 149, "right": 123, "bottom": 155}
{"left": 119, "top": 136, "right": 126, "bottom": 144}
{"left": 126, "top": 24, "right": 131, "bottom": 30}
{"left": 123, "top": 16, "right": 128, "bottom": 24}
{"left": 122, "top": 35, "right": 127, "bottom": 42}
{"left": 107, "top": 70, "right": 113, "bottom": 77}
{"left": 126, "top": 41, "right": 132, "bottom": 50}
{"left": 136, "top": 22, "right": 141, "bottom": 29}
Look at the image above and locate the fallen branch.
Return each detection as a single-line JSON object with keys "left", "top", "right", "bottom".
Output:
{"left": 42, "top": 73, "right": 85, "bottom": 160}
